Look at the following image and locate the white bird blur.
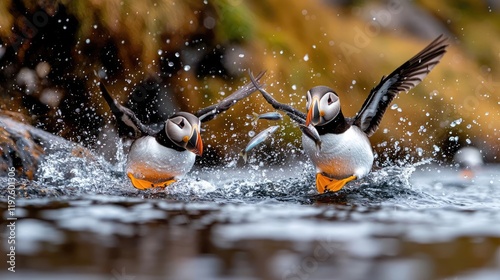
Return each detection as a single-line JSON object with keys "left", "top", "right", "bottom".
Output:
{"left": 453, "top": 146, "right": 483, "bottom": 179}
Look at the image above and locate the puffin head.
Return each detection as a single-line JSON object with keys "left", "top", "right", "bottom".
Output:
{"left": 165, "top": 112, "right": 203, "bottom": 156}
{"left": 305, "top": 86, "right": 341, "bottom": 126}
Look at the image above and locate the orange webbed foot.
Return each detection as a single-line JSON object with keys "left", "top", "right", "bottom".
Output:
{"left": 315, "top": 173, "right": 357, "bottom": 194}
{"left": 127, "top": 173, "right": 176, "bottom": 190}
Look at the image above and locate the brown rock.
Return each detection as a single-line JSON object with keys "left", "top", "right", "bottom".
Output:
{"left": 0, "top": 111, "right": 92, "bottom": 179}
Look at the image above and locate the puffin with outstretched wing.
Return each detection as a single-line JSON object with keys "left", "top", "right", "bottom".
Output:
{"left": 250, "top": 35, "right": 448, "bottom": 193}
{"left": 99, "top": 72, "right": 265, "bottom": 189}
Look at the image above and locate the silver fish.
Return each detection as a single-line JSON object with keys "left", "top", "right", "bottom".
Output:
{"left": 249, "top": 112, "right": 283, "bottom": 126}
{"left": 240, "top": 125, "right": 280, "bottom": 163}
{"left": 300, "top": 124, "right": 322, "bottom": 152}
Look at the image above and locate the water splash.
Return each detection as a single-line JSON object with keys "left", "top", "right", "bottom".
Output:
{"left": 34, "top": 142, "right": 127, "bottom": 196}
{"left": 28, "top": 139, "right": 431, "bottom": 206}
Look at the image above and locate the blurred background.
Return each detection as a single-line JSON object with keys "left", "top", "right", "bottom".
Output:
{"left": 1, "top": 0, "right": 499, "bottom": 167}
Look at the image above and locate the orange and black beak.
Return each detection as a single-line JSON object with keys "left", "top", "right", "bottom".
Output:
{"left": 186, "top": 126, "right": 203, "bottom": 156}
{"left": 305, "top": 96, "right": 321, "bottom": 126}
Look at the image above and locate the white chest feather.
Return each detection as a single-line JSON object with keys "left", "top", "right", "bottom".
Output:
{"left": 125, "top": 136, "right": 195, "bottom": 182}
{"left": 302, "top": 126, "right": 374, "bottom": 179}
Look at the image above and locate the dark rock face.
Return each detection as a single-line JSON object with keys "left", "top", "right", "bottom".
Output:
{"left": 0, "top": 112, "right": 91, "bottom": 179}
{"left": 0, "top": 113, "right": 43, "bottom": 179}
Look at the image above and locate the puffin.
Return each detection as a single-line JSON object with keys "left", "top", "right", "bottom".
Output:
{"left": 98, "top": 72, "right": 265, "bottom": 189}
{"left": 453, "top": 146, "right": 483, "bottom": 179}
{"left": 250, "top": 35, "right": 448, "bottom": 193}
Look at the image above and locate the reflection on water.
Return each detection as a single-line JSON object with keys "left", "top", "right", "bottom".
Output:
{"left": 1, "top": 150, "right": 500, "bottom": 279}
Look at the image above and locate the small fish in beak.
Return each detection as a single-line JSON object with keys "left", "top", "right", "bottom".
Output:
{"left": 300, "top": 123, "right": 322, "bottom": 153}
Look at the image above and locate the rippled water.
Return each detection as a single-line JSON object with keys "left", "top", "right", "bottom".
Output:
{"left": 1, "top": 148, "right": 500, "bottom": 280}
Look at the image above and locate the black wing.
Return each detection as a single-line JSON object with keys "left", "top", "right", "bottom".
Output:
{"left": 249, "top": 71, "right": 307, "bottom": 125}
{"left": 195, "top": 71, "right": 266, "bottom": 123}
{"left": 98, "top": 80, "right": 160, "bottom": 138}
{"left": 352, "top": 35, "right": 448, "bottom": 137}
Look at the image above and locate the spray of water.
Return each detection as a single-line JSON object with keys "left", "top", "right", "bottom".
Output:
{"left": 29, "top": 133, "right": 434, "bottom": 205}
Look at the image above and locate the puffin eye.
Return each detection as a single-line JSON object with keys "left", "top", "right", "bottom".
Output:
{"left": 178, "top": 119, "right": 185, "bottom": 128}
{"left": 327, "top": 92, "right": 337, "bottom": 105}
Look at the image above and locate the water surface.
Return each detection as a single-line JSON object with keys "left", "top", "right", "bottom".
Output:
{"left": 1, "top": 151, "right": 499, "bottom": 280}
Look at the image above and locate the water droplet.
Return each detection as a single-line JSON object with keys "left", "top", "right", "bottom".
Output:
{"left": 291, "top": 84, "right": 297, "bottom": 90}
{"left": 391, "top": 104, "right": 398, "bottom": 110}
{"left": 248, "top": 131, "right": 255, "bottom": 137}
{"left": 303, "top": 54, "right": 309, "bottom": 61}
{"left": 183, "top": 65, "right": 191, "bottom": 71}
{"left": 204, "top": 17, "right": 216, "bottom": 29}
{"left": 450, "top": 118, "right": 462, "bottom": 127}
